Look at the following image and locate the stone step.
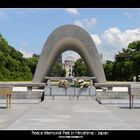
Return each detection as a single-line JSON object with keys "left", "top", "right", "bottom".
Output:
{"left": 45, "top": 95, "right": 96, "bottom": 100}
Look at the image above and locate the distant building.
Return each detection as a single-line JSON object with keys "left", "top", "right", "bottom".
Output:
{"left": 62, "top": 56, "right": 75, "bottom": 77}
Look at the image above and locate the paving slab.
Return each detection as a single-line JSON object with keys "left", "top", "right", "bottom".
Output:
{"left": 1, "top": 97, "right": 140, "bottom": 130}
{"left": 0, "top": 99, "right": 40, "bottom": 129}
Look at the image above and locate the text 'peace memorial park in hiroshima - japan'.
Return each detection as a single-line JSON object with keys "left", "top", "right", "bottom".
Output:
{"left": 0, "top": 23, "right": 140, "bottom": 130}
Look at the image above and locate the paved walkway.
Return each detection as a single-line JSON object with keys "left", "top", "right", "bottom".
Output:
{"left": 0, "top": 97, "right": 140, "bottom": 130}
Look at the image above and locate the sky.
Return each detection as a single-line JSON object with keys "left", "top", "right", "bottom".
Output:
{"left": 0, "top": 8, "right": 140, "bottom": 63}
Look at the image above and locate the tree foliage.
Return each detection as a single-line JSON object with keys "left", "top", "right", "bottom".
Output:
{"left": 0, "top": 34, "right": 32, "bottom": 81}
{"left": 0, "top": 34, "right": 66, "bottom": 81}
{"left": 73, "top": 58, "right": 88, "bottom": 76}
{"left": 50, "top": 63, "right": 66, "bottom": 77}
{"left": 103, "top": 60, "right": 114, "bottom": 81}
{"left": 104, "top": 40, "right": 140, "bottom": 81}
{"left": 26, "top": 55, "right": 39, "bottom": 76}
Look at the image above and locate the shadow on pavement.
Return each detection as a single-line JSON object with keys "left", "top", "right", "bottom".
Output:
{"left": 119, "top": 106, "right": 140, "bottom": 109}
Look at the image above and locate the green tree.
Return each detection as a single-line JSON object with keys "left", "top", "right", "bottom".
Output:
{"left": 26, "top": 55, "right": 39, "bottom": 76}
{"left": 103, "top": 60, "right": 114, "bottom": 81}
{"left": 50, "top": 63, "right": 66, "bottom": 77}
{"left": 0, "top": 34, "right": 32, "bottom": 81}
{"left": 10, "top": 46, "right": 23, "bottom": 62}
{"left": 104, "top": 40, "right": 140, "bottom": 81}
{"left": 0, "top": 51, "right": 6, "bottom": 67}
{"left": 128, "top": 41, "right": 140, "bottom": 80}
{"left": 73, "top": 58, "right": 88, "bottom": 76}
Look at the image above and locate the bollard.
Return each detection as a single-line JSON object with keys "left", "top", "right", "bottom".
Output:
{"left": 73, "top": 87, "right": 76, "bottom": 99}
{"left": 50, "top": 86, "right": 54, "bottom": 100}
{"left": 128, "top": 85, "right": 132, "bottom": 109}
{"left": 65, "top": 88, "right": 67, "bottom": 96}
{"left": 132, "top": 95, "right": 134, "bottom": 109}
{"left": 50, "top": 86, "right": 52, "bottom": 96}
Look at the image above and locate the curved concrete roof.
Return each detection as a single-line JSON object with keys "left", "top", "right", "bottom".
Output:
{"left": 33, "top": 24, "right": 106, "bottom": 83}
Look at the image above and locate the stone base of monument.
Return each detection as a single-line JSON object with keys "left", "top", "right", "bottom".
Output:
{"left": 45, "top": 95, "right": 96, "bottom": 100}
{"left": 45, "top": 86, "right": 96, "bottom": 96}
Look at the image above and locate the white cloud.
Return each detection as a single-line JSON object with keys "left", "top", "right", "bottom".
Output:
{"left": 96, "top": 27, "right": 140, "bottom": 62}
{"left": 90, "top": 34, "right": 102, "bottom": 45}
{"left": 62, "top": 51, "right": 80, "bottom": 63}
{"left": 74, "top": 18, "right": 97, "bottom": 29}
{"left": 101, "top": 27, "right": 122, "bottom": 48}
{"left": 74, "top": 20, "right": 84, "bottom": 28}
{"left": 19, "top": 49, "right": 33, "bottom": 58}
{"left": 19, "top": 41, "right": 33, "bottom": 58}
{"left": 101, "top": 27, "right": 140, "bottom": 49}
{"left": 65, "top": 8, "right": 79, "bottom": 15}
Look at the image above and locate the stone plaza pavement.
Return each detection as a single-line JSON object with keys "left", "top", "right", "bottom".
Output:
{"left": 0, "top": 96, "right": 140, "bottom": 130}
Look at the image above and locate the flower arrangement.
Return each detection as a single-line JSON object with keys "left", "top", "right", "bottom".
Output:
{"left": 73, "top": 79, "right": 91, "bottom": 88}
{"left": 58, "top": 80, "right": 69, "bottom": 88}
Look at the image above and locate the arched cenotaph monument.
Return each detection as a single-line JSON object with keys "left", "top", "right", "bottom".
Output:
{"left": 33, "top": 24, "right": 106, "bottom": 83}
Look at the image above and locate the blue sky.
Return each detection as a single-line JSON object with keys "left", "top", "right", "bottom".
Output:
{"left": 0, "top": 8, "right": 140, "bottom": 62}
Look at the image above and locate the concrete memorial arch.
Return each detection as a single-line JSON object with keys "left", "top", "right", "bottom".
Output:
{"left": 33, "top": 24, "right": 106, "bottom": 83}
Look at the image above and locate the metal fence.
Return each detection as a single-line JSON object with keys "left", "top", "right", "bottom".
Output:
{"left": 95, "top": 82, "right": 140, "bottom": 109}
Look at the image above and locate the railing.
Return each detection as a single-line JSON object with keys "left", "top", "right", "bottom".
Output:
{"left": 131, "top": 84, "right": 140, "bottom": 108}
{"left": 0, "top": 82, "right": 45, "bottom": 90}
{"left": 0, "top": 86, "right": 12, "bottom": 108}
{"left": 0, "top": 82, "right": 46, "bottom": 102}
{"left": 94, "top": 83, "right": 132, "bottom": 108}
